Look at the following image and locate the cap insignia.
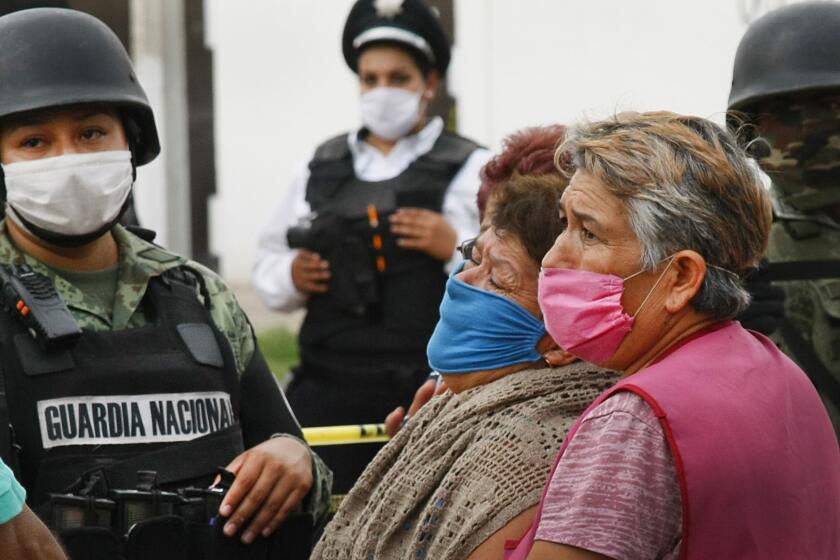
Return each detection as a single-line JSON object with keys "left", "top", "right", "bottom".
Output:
{"left": 374, "top": 0, "right": 405, "bottom": 19}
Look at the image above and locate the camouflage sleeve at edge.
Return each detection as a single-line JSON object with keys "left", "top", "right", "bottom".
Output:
{"left": 188, "top": 261, "right": 256, "bottom": 375}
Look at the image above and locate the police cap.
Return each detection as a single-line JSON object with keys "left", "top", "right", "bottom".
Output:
{"left": 0, "top": 8, "right": 160, "bottom": 165}
{"left": 342, "top": 0, "right": 451, "bottom": 75}
{"left": 729, "top": 1, "right": 840, "bottom": 111}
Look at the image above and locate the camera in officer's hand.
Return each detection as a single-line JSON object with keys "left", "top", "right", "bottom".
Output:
{"left": 287, "top": 210, "right": 384, "bottom": 315}
{"left": 286, "top": 190, "right": 444, "bottom": 316}
{"left": 286, "top": 213, "right": 345, "bottom": 257}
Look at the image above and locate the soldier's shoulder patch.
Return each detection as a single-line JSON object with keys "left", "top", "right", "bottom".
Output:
{"left": 137, "top": 247, "right": 181, "bottom": 264}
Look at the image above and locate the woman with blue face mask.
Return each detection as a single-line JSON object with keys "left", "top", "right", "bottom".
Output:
{"left": 253, "top": 0, "right": 491, "bottom": 495}
{"left": 312, "top": 126, "right": 618, "bottom": 560}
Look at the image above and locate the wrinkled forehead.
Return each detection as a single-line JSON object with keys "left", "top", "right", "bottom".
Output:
{"left": 559, "top": 170, "right": 606, "bottom": 207}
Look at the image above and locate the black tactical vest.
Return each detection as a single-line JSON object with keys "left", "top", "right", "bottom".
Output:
{"left": 298, "top": 130, "right": 479, "bottom": 373}
{"left": 0, "top": 268, "right": 244, "bottom": 506}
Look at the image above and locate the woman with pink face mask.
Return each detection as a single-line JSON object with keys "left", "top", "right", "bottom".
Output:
{"left": 506, "top": 112, "right": 840, "bottom": 560}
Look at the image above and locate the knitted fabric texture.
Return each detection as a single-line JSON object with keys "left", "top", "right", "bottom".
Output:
{"left": 312, "top": 362, "right": 619, "bottom": 559}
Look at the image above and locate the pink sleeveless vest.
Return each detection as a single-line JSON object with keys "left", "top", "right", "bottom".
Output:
{"left": 505, "top": 322, "right": 840, "bottom": 559}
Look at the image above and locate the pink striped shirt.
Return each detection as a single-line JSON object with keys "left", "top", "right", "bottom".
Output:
{"left": 534, "top": 391, "right": 682, "bottom": 559}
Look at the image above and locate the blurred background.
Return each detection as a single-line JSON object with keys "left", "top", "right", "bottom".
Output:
{"left": 0, "top": 0, "right": 812, "bottom": 374}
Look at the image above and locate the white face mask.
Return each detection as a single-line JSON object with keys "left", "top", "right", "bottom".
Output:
{"left": 3, "top": 150, "right": 133, "bottom": 239}
{"left": 359, "top": 87, "right": 424, "bottom": 141}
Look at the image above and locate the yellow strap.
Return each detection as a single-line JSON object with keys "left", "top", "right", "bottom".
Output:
{"left": 302, "top": 423, "right": 390, "bottom": 446}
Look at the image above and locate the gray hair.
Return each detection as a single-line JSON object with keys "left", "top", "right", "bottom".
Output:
{"left": 558, "top": 111, "right": 772, "bottom": 320}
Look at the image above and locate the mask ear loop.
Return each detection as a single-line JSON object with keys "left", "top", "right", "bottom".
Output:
{"left": 628, "top": 256, "right": 740, "bottom": 320}
{"left": 629, "top": 256, "right": 677, "bottom": 319}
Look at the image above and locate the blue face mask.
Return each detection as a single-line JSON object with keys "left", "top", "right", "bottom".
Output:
{"left": 427, "top": 262, "right": 547, "bottom": 375}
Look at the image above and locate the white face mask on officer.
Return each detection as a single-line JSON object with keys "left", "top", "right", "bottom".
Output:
{"left": 3, "top": 150, "right": 133, "bottom": 246}
{"left": 359, "top": 87, "right": 425, "bottom": 141}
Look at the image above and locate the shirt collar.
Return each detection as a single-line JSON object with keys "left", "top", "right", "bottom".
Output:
{"left": 109, "top": 225, "right": 186, "bottom": 328}
{"left": 349, "top": 116, "right": 444, "bottom": 160}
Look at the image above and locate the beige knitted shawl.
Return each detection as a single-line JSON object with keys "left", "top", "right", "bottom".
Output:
{"left": 312, "top": 362, "right": 619, "bottom": 559}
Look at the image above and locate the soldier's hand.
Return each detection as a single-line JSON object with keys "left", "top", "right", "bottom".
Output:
{"left": 218, "top": 436, "right": 314, "bottom": 544}
{"left": 291, "top": 250, "right": 330, "bottom": 294}
{"left": 384, "top": 377, "right": 448, "bottom": 437}
{"left": 389, "top": 208, "right": 458, "bottom": 262}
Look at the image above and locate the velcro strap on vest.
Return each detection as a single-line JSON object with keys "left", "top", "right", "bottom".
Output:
{"left": 99, "top": 423, "right": 244, "bottom": 490}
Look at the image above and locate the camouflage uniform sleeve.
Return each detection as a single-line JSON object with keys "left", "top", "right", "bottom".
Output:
{"left": 185, "top": 261, "right": 255, "bottom": 375}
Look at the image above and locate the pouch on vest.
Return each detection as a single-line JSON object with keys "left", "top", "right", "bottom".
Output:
{"left": 60, "top": 526, "right": 126, "bottom": 560}
{"left": 189, "top": 512, "right": 313, "bottom": 560}
{"left": 0, "top": 266, "right": 244, "bottom": 504}
{"left": 125, "top": 515, "right": 188, "bottom": 560}
{"left": 187, "top": 468, "right": 314, "bottom": 560}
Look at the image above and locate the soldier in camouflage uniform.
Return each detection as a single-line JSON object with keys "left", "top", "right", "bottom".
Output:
{"left": 730, "top": 2, "right": 840, "bottom": 437}
{"left": 0, "top": 8, "right": 330, "bottom": 557}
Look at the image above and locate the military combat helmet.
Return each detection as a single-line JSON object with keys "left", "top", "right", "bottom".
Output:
{"left": 729, "top": 2, "right": 840, "bottom": 111}
{"left": 0, "top": 8, "right": 160, "bottom": 165}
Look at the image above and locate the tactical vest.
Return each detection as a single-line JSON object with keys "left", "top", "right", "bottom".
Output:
{"left": 761, "top": 188, "right": 840, "bottom": 436}
{"left": 298, "top": 130, "right": 480, "bottom": 373}
{"left": 0, "top": 267, "right": 244, "bottom": 506}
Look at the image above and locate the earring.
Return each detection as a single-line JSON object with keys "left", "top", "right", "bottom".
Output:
{"left": 543, "top": 354, "right": 553, "bottom": 368}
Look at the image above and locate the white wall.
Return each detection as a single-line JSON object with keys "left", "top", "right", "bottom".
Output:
{"left": 206, "top": 0, "right": 809, "bottom": 285}
{"left": 452, "top": 0, "right": 747, "bottom": 150}
{"left": 207, "top": 0, "right": 358, "bottom": 283}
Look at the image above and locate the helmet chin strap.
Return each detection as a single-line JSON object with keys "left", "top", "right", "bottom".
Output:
{"left": 8, "top": 195, "right": 132, "bottom": 248}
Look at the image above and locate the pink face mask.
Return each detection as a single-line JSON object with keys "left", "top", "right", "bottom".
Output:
{"left": 538, "top": 259, "right": 674, "bottom": 366}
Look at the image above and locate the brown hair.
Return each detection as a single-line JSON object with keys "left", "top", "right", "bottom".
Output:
{"left": 488, "top": 172, "right": 569, "bottom": 266}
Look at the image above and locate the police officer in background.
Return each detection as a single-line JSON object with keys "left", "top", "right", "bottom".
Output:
{"left": 254, "top": 0, "right": 490, "bottom": 493}
{"left": 729, "top": 1, "right": 840, "bottom": 437}
{"left": 0, "top": 8, "right": 331, "bottom": 557}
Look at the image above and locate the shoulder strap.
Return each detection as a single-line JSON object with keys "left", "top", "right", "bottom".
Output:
{"left": 305, "top": 133, "right": 355, "bottom": 209}
{"left": 310, "top": 133, "right": 352, "bottom": 163}
{"left": 409, "top": 131, "right": 481, "bottom": 184}
{"left": 124, "top": 225, "right": 158, "bottom": 243}
{"left": 158, "top": 265, "right": 212, "bottom": 310}
{"left": 421, "top": 131, "right": 482, "bottom": 165}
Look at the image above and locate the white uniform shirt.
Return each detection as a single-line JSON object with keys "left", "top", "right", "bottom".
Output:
{"left": 254, "top": 117, "right": 492, "bottom": 312}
